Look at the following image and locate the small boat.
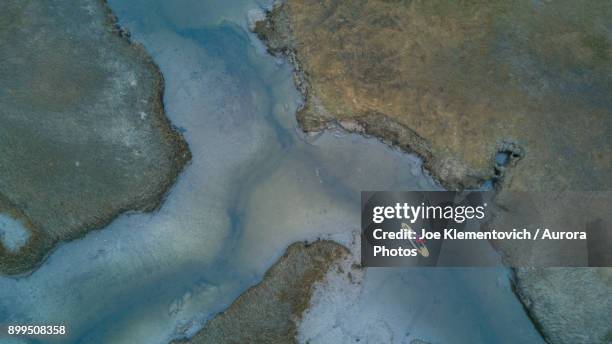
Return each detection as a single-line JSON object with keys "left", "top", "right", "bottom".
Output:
{"left": 402, "top": 223, "right": 429, "bottom": 257}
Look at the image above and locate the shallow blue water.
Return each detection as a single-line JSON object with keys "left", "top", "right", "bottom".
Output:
{"left": 0, "top": 214, "right": 29, "bottom": 252}
{"left": 0, "top": 1, "right": 544, "bottom": 343}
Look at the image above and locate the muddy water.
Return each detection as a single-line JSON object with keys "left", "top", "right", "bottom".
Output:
{"left": 0, "top": 1, "right": 543, "bottom": 343}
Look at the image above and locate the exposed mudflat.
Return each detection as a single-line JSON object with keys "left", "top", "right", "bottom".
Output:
{"left": 0, "top": 0, "right": 190, "bottom": 274}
